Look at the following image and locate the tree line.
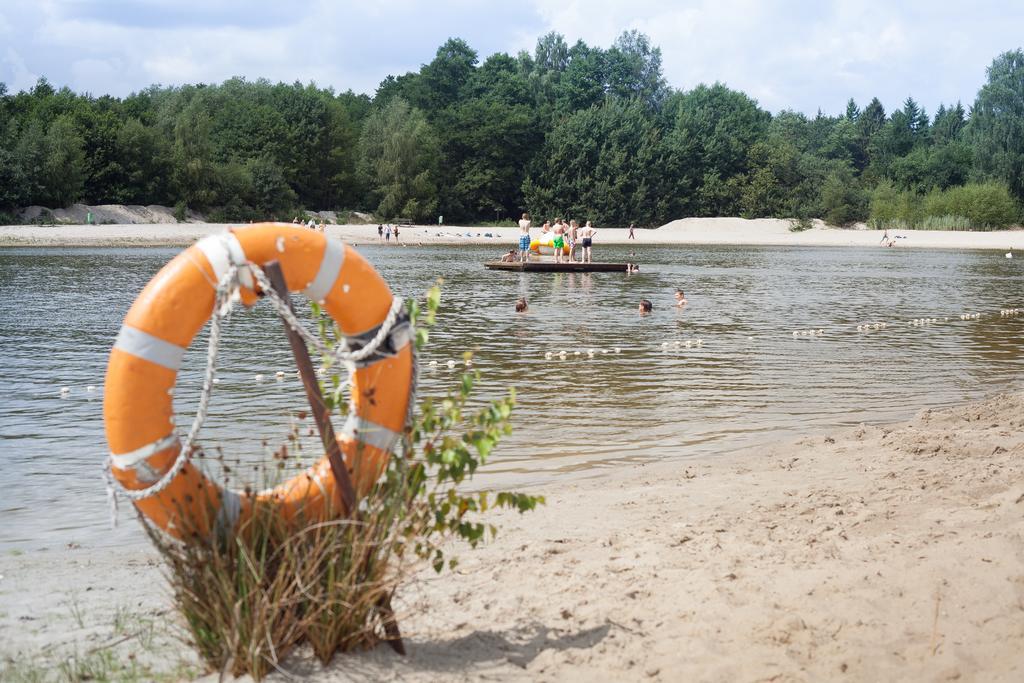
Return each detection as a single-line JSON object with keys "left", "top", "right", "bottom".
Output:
{"left": 2, "top": 32, "right": 1023, "bottom": 229}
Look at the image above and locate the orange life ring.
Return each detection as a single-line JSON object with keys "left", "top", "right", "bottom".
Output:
{"left": 103, "top": 223, "right": 414, "bottom": 539}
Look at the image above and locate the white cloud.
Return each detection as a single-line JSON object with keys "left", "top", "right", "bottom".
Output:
{"left": 0, "top": 0, "right": 1021, "bottom": 114}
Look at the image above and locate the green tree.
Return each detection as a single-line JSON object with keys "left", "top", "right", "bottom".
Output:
{"left": 357, "top": 97, "right": 440, "bottom": 220}
{"left": 115, "top": 117, "right": 172, "bottom": 204}
{"left": 522, "top": 98, "right": 667, "bottom": 225}
{"left": 972, "top": 49, "right": 1024, "bottom": 199}
{"left": 170, "top": 102, "right": 218, "bottom": 209}
{"left": 819, "top": 164, "right": 867, "bottom": 226}
{"left": 40, "top": 114, "right": 87, "bottom": 206}
{"left": 605, "top": 30, "right": 668, "bottom": 108}
{"left": 663, "top": 83, "right": 770, "bottom": 215}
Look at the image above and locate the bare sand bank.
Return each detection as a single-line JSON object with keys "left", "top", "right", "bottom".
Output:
{"left": 2, "top": 392, "right": 1022, "bottom": 681}
{"left": 1, "top": 218, "right": 1022, "bottom": 251}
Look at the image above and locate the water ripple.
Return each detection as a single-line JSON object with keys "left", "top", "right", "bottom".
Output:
{"left": 0, "top": 243, "right": 1021, "bottom": 550}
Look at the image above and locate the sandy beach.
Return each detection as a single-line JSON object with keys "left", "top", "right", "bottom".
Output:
{"left": 3, "top": 392, "right": 1022, "bottom": 681}
{"left": 1, "top": 217, "right": 1022, "bottom": 251}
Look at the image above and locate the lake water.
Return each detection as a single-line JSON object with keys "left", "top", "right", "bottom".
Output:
{"left": 1, "top": 242, "right": 1022, "bottom": 550}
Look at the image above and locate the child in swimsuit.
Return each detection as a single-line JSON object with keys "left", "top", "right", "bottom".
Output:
{"left": 552, "top": 224, "right": 565, "bottom": 263}
{"left": 567, "top": 220, "right": 578, "bottom": 262}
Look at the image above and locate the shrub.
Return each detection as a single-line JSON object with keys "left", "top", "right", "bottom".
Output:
{"left": 873, "top": 181, "right": 1020, "bottom": 230}
{"left": 145, "top": 284, "right": 541, "bottom": 679}
{"left": 173, "top": 201, "right": 187, "bottom": 223}
{"left": 788, "top": 216, "right": 813, "bottom": 232}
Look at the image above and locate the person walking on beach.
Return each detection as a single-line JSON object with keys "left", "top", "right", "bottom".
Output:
{"left": 578, "top": 220, "right": 597, "bottom": 263}
{"left": 518, "top": 212, "right": 532, "bottom": 262}
{"left": 880, "top": 229, "right": 889, "bottom": 245}
{"left": 377, "top": 224, "right": 384, "bottom": 241}
{"left": 628, "top": 223, "right": 636, "bottom": 239}
{"left": 393, "top": 224, "right": 400, "bottom": 243}
{"left": 385, "top": 224, "right": 392, "bottom": 243}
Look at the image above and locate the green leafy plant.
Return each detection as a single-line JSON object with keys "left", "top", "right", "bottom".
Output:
{"left": 788, "top": 216, "right": 813, "bottom": 232}
{"left": 144, "top": 282, "right": 541, "bottom": 679}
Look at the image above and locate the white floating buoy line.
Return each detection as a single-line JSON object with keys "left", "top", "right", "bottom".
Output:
{"left": 856, "top": 322, "right": 887, "bottom": 332}
{"left": 662, "top": 338, "right": 703, "bottom": 349}
{"left": 792, "top": 329, "right": 824, "bottom": 337}
{"left": 1000, "top": 308, "right": 1022, "bottom": 317}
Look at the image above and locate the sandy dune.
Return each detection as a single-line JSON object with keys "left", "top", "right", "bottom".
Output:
{"left": 2, "top": 393, "right": 1022, "bottom": 681}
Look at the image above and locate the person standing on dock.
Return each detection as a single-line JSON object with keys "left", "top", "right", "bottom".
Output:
{"left": 566, "top": 219, "right": 578, "bottom": 262}
{"left": 518, "top": 213, "right": 532, "bottom": 262}
{"left": 552, "top": 219, "right": 566, "bottom": 263}
{"left": 578, "top": 221, "right": 597, "bottom": 263}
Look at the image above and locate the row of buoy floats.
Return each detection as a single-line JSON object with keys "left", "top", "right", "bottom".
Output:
{"left": 661, "top": 339, "right": 703, "bottom": 348}
{"left": 56, "top": 305, "right": 1023, "bottom": 396}
{"left": 541, "top": 347, "right": 624, "bottom": 360}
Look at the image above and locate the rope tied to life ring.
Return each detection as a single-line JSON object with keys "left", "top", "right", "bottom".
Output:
{"left": 102, "top": 231, "right": 413, "bottom": 529}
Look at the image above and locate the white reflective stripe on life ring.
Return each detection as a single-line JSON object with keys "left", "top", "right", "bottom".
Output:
{"left": 109, "top": 433, "right": 180, "bottom": 469}
{"left": 340, "top": 414, "right": 402, "bottom": 453}
{"left": 113, "top": 325, "right": 187, "bottom": 371}
{"left": 304, "top": 237, "right": 345, "bottom": 302}
{"left": 195, "top": 232, "right": 254, "bottom": 290}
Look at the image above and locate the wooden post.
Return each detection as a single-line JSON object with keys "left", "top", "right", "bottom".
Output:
{"left": 262, "top": 260, "right": 406, "bottom": 656}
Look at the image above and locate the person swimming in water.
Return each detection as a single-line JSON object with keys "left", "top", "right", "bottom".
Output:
{"left": 515, "top": 297, "right": 528, "bottom": 312}
{"left": 638, "top": 299, "right": 652, "bottom": 313}
{"left": 674, "top": 289, "right": 687, "bottom": 307}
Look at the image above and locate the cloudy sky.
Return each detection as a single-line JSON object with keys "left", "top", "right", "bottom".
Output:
{"left": 1, "top": 1, "right": 1020, "bottom": 116}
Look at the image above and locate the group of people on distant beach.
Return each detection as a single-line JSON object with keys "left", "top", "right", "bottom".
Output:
{"left": 292, "top": 216, "right": 328, "bottom": 232}
{"left": 377, "top": 223, "right": 401, "bottom": 243}
{"left": 515, "top": 213, "right": 598, "bottom": 263}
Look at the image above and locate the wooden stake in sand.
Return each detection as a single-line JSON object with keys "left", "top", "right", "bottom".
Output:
{"left": 262, "top": 260, "right": 406, "bottom": 656}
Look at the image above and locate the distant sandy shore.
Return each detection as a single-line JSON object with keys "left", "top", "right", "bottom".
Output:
{"left": 3, "top": 392, "right": 1022, "bottom": 681}
{"left": 1, "top": 218, "right": 1022, "bottom": 251}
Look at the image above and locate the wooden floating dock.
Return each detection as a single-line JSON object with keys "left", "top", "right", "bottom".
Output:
{"left": 484, "top": 261, "right": 633, "bottom": 273}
